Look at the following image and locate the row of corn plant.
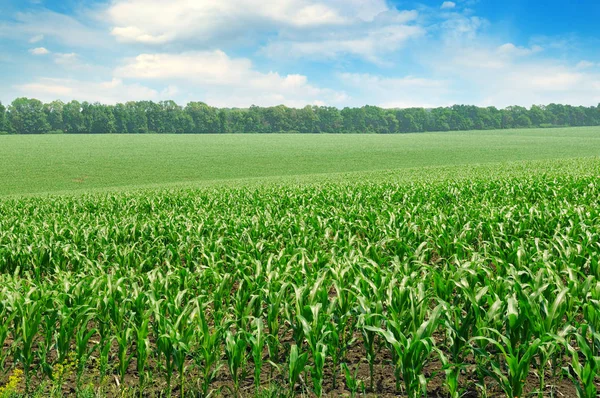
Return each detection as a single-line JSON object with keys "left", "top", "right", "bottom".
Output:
{"left": 0, "top": 169, "right": 599, "bottom": 396}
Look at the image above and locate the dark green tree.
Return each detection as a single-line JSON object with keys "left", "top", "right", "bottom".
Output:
{"left": 315, "top": 106, "right": 343, "bottom": 133}
{"left": 185, "top": 102, "right": 220, "bottom": 133}
{"left": 341, "top": 107, "right": 366, "bottom": 133}
{"left": 63, "top": 101, "right": 85, "bottom": 133}
{"left": 43, "top": 100, "right": 65, "bottom": 131}
{"left": 82, "top": 102, "right": 116, "bottom": 134}
{"left": 8, "top": 98, "right": 50, "bottom": 134}
{"left": 0, "top": 102, "right": 6, "bottom": 132}
{"left": 529, "top": 105, "right": 546, "bottom": 126}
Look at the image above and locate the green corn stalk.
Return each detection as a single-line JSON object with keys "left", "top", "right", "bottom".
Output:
{"left": 357, "top": 296, "right": 383, "bottom": 391}
{"left": 98, "top": 338, "right": 112, "bottom": 383}
{"left": 156, "top": 323, "right": 176, "bottom": 393}
{"left": 172, "top": 308, "right": 196, "bottom": 398}
{"left": 249, "top": 317, "right": 267, "bottom": 390}
{"left": 366, "top": 304, "right": 442, "bottom": 397}
{"left": 38, "top": 302, "right": 58, "bottom": 381}
{"left": 115, "top": 321, "right": 134, "bottom": 386}
{"left": 0, "top": 309, "right": 16, "bottom": 376}
{"left": 12, "top": 291, "right": 44, "bottom": 393}
{"left": 436, "top": 348, "right": 467, "bottom": 398}
{"left": 341, "top": 362, "right": 364, "bottom": 398}
{"left": 195, "top": 302, "right": 223, "bottom": 397}
{"left": 327, "top": 279, "right": 356, "bottom": 390}
{"left": 309, "top": 342, "right": 328, "bottom": 397}
{"left": 74, "top": 313, "right": 98, "bottom": 390}
{"left": 472, "top": 328, "right": 546, "bottom": 398}
{"left": 298, "top": 302, "right": 330, "bottom": 397}
{"left": 530, "top": 286, "right": 570, "bottom": 396}
{"left": 225, "top": 330, "right": 249, "bottom": 397}
{"left": 288, "top": 344, "right": 308, "bottom": 397}
{"left": 134, "top": 315, "right": 150, "bottom": 393}
{"left": 562, "top": 325, "right": 600, "bottom": 398}
{"left": 265, "top": 282, "right": 288, "bottom": 367}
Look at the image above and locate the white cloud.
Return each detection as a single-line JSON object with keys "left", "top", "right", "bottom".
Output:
{"left": 105, "top": 0, "right": 419, "bottom": 63}
{"left": 497, "top": 43, "right": 543, "bottom": 57}
{"left": 29, "top": 47, "right": 49, "bottom": 55}
{"left": 0, "top": 10, "right": 110, "bottom": 48}
{"left": 576, "top": 60, "right": 596, "bottom": 69}
{"left": 417, "top": 36, "right": 600, "bottom": 107}
{"left": 339, "top": 73, "right": 451, "bottom": 108}
{"left": 439, "top": 13, "right": 488, "bottom": 41}
{"left": 14, "top": 78, "right": 158, "bottom": 104}
{"left": 106, "top": 0, "right": 388, "bottom": 44}
{"left": 480, "top": 66, "right": 600, "bottom": 107}
{"left": 441, "top": 2, "right": 456, "bottom": 9}
{"left": 28, "top": 34, "right": 44, "bottom": 43}
{"left": 110, "top": 26, "right": 170, "bottom": 44}
{"left": 115, "top": 50, "right": 347, "bottom": 107}
{"left": 262, "top": 12, "right": 423, "bottom": 63}
{"left": 53, "top": 52, "right": 78, "bottom": 65}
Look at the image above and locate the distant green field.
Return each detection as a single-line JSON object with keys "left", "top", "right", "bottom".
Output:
{"left": 1, "top": 126, "right": 600, "bottom": 196}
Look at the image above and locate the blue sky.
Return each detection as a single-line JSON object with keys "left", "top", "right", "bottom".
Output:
{"left": 1, "top": 0, "right": 599, "bottom": 108}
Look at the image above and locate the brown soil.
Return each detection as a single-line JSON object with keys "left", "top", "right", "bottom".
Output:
{"left": 1, "top": 332, "right": 589, "bottom": 398}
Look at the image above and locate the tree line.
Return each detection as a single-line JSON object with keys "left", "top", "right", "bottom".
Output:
{"left": 1, "top": 97, "right": 599, "bottom": 135}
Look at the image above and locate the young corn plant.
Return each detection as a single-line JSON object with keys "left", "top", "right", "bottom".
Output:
{"left": 115, "top": 319, "right": 134, "bottom": 387}
{"left": 299, "top": 302, "right": 330, "bottom": 396}
{"left": 194, "top": 302, "right": 223, "bottom": 397}
{"left": 472, "top": 328, "right": 547, "bottom": 398}
{"left": 172, "top": 308, "right": 197, "bottom": 398}
{"left": 134, "top": 315, "right": 151, "bottom": 394}
{"left": 265, "top": 282, "right": 288, "bottom": 368}
{"left": 12, "top": 289, "right": 45, "bottom": 393}
{"left": 249, "top": 317, "right": 267, "bottom": 391}
{"left": 288, "top": 344, "right": 309, "bottom": 397}
{"left": 341, "top": 362, "right": 364, "bottom": 398}
{"left": 435, "top": 346, "right": 470, "bottom": 398}
{"left": 0, "top": 306, "right": 15, "bottom": 376}
{"left": 357, "top": 296, "right": 384, "bottom": 391}
{"left": 225, "top": 330, "right": 249, "bottom": 397}
{"left": 327, "top": 277, "right": 356, "bottom": 390}
{"left": 55, "top": 301, "right": 79, "bottom": 364}
{"left": 366, "top": 304, "right": 443, "bottom": 397}
{"left": 562, "top": 325, "right": 600, "bottom": 398}
{"left": 74, "top": 312, "right": 98, "bottom": 390}
{"left": 530, "top": 286, "right": 571, "bottom": 396}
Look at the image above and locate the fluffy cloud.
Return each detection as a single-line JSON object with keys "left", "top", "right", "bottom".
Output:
{"left": 29, "top": 47, "right": 49, "bottom": 55}
{"left": 262, "top": 11, "right": 423, "bottom": 63}
{"left": 418, "top": 37, "right": 600, "bottom": 107}
{"left": 14, "top": 78, "right": 158, "bottom": 104}
{"left": 114, "top": 50, "right": 347, "bottom": 107}
{"left": 106, "top": 0, "right": 423, "bottom": 63}
{"left": 107, "top": 0, "right": 388, "bottom": 44}
{"left": 4, "top": 0, "right": 599, "bottom": 109}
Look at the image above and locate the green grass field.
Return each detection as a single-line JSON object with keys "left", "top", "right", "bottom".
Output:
{"left": 1, "top": 126, "right": 599, "bottom": 196}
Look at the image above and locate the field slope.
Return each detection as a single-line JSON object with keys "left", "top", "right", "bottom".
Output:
{"left": 1, "top": 126, "right": 600, "bottom": 196}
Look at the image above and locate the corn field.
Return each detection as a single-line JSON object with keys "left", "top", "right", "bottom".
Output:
{"left": 0, "top": 173, "right": 599, "bottom": 397}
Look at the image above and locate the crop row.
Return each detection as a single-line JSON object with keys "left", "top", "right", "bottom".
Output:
{"left": 0, "top": 175, "right": 599, "bottom": 396}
